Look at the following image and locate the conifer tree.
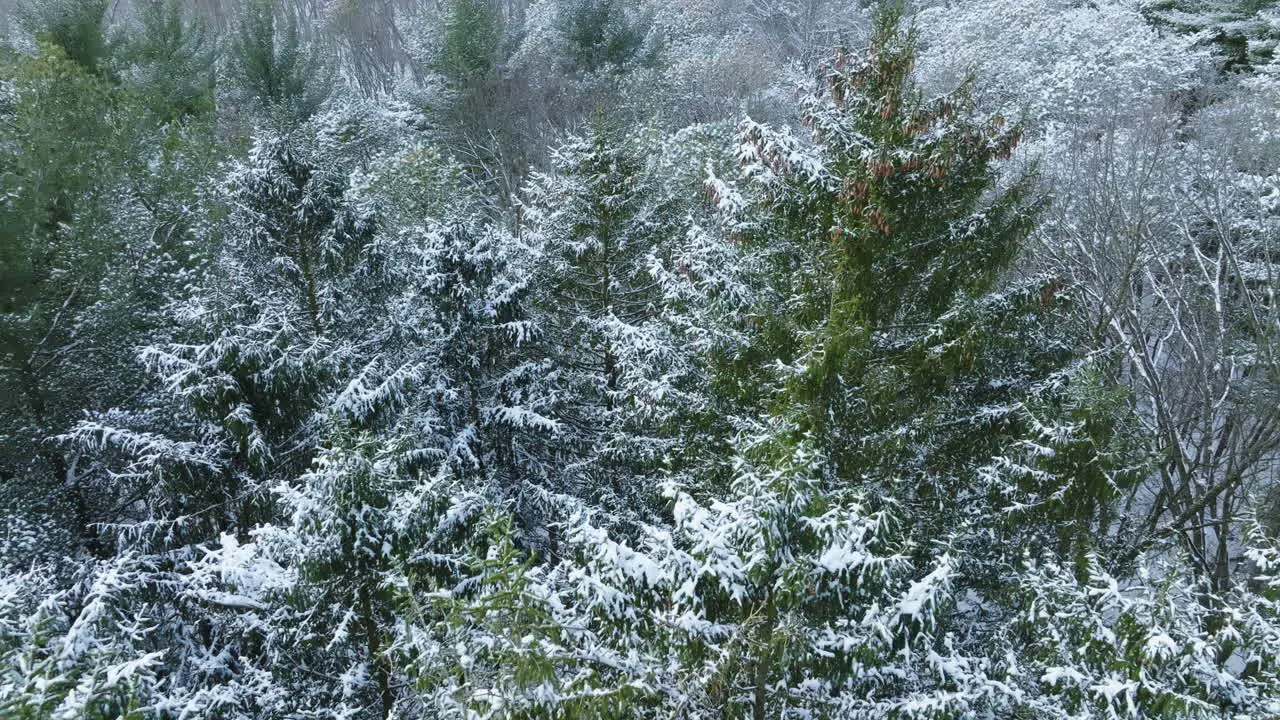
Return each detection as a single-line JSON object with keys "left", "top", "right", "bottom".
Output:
{"left": 121, "top": 0, "right": 217, "bottom": 126}
{"left": 390, "top": 213, "right": 556, "bottom": 533}
{"left": 561, "top": 0, "right": 649, "bottom": 75}
{"left": 14, "top": 0, "right": 112, "bottom": 77}
{"left": 228, "top": 0, "right": 330, "bottom": 125}
{"left": 709, "top": 5, "right": 1109, "bottom": 564}
{"left": 132, "top": 130, "right": 380, "bottom": 537}
{"left": 0, "top": 40, "right": 141, "bottom": 561}
{"left": 727, "top": 5, "right": 1039, "bottom": 429}
{"left": 1009, "top": 542, "right": 1280, "bottom": 718}
{"left": 523, "top": 121, "right": 688, "bottom": 522}
{"left": 411, "top": 12, "right": 1080, "bottom": 718}
{"left": 436, "top": 0, "right": 501, "bottom": 91}
{"left": 3, "top": 2, "right": 1280, "bottom": 718}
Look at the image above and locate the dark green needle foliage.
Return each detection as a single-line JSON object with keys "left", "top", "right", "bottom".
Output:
{"left": 121, "top": 0, "right": 217, "bottom": 125}
{"left": 437, "top": 0, "right": 501, "bottom": 90}
{"left": 14, "top": 0, "right": 111, "bottom": 76}
{"left": 562, "top": 0, "right": 650, "bottom": 74}
{"left": 229, "top": 0, "right": 330, "bottom": 124}
{"left": 714, "top": 7, "right": 1123, "bottom": 572}
{"left": 1, "top": 1, "right": 1279, "bottom": 718}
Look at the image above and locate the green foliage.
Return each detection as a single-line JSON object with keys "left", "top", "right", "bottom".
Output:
{"left": 430, "top": 0, "right": 533, "bottom": 204}
{"left": 356, "top": 141, "right": 473, "bottom": 226}
{"left": 770, "top": 9, "right": 1038, "bottom": 428}
{"left": 0, "top": 42, "right": 131, "bottom": 537}
{"left": 561, "top": 0, "right": 651, "bottom": 74}
{"left": 523, "top": 119, "right": 690, "bottom": 518}
{"left": 0, "top": 5, "right": 230, "bottom": 563}
{"left": 1004, "top": 360, "right": 1152, "bottom": 554}
{"left": 711, "top": 8, "right": 1051, "bottom": 529}
{"left": 0, "top": 43, "right": 115, "bottom": 318}
{"left": 1, "top": 2, "right": 1278, "bottom": 718}
{"left": 124, "top": 132, "right": 383, "bottom": 540}
{"left": 228, "top": 0, "right": 331, "bottom": 124}
{"left": 436, "top": 0, "right": 501, "bottom": 89}
{"left": 0, "top": 560, "right": 165, "bottom": 720}
{"left": 1144, "top": 0, "right": 1280, "bottom": 72}
{"left": 410, "top": 511, "right": 598, "bottom": 717}
{"left": 282, "top": 429, "right": 405, "bottom": 716}
{"left": 1012, "top": 548, "right": 1280, "bottom": 718}
{"left": 230, "top": 139, "right": 377, "bottom": 339}
{"left": 15, "top": 0, "right": 111, "bottom": 76}
{"left": 119, "top": 0, "right": 217, "bottom": 125}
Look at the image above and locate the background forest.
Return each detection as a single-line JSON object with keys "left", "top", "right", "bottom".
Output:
{"left": 1, "top": 0, "right": 1280, "bottom": 717}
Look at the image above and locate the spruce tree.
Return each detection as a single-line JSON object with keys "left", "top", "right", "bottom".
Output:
{"left": 132, "top": 131, "right": 380, "bottom": 538}
{"left": 411, "top": 12, "right": 1083, "bottom": 718}
{"left": 523, "top": 121, "right": 687, "bottom": 522}
{"left": 228, "top": 0, "right": 330, "bottom": 125}
{"left": 710, "top": 5, "right": 1103, "bottom": 564}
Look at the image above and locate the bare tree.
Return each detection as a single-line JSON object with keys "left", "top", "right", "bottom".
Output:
{"left": 1038, "top": 106, "right": 1280, "bottom": 592}
{"left": 746, "top": 0, "right": 867, "bottom": 67}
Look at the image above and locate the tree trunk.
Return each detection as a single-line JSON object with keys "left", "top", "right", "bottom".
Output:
{"left": 752, "top": 600, "right": 776, "bottom": 720}
{"left": 359, "top": 583, "right": 393, "bottom": 718}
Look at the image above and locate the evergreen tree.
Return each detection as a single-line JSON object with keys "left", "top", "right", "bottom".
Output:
{"left": 388, "top": 213, "right": 556, "bottom": 534}
{"left": 523, "top": 121, "right": 689, "bottom": 523}
{"left": 1008, "top": 543, "right": 1280, "bottom": 718}
{"left": 407, "top": 13, "right": 1092, "bottom": 718}
{"left": 0, "top": 40, "right": 140, "bottom": 562}
{"left": 1, "top": 2, "right": 1278, "bottom": 718}
{"left": 127, "top": 128, "right": 381, "bottom": 540}
{"left": 708, "top": 5, "right": 1114, "bottom": 566}
{"left": 14, "top": 0, "right": 112, "bottom": 76}
{"left": 561, "top": 0, "right": 650, "bottom": 75}
{"left": 436, "top": 0, "right": 501, "bottom": 91}
{"left": 120, "top": 0, "right": 217, "bottom": 126}
{"left": 228, "top": 0, "right": 330, "bottom": 125}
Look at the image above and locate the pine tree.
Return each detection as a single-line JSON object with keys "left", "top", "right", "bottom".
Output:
{"left": 706, "top": 5, "right": 1114, "bottom": 569}
{"left": 523, "top": 120, "right": 688, "bottom": 523}
{"left": 228, "top": 0, "right": 330, "bottom": 125}
{"left": 276, "top": 431, "right": 403, "bottom": 717}
{"left": 395, "top": 214, "right": 556, "bottom": 533}
{"left": 412, "top": 422, "right": 988, "bottom": 719}
{"left": 130, "top": 129, "right": 380, "bottom": 539}
{"left": 436, "top": 0, "right": 501, "bottom": 91}
{"left": 728, "top": 6, "right": 1039, "bottom": 429}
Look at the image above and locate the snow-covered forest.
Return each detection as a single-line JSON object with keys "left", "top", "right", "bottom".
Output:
{"left": 2, "top": 0, "right": 1280, "bottom": 716}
